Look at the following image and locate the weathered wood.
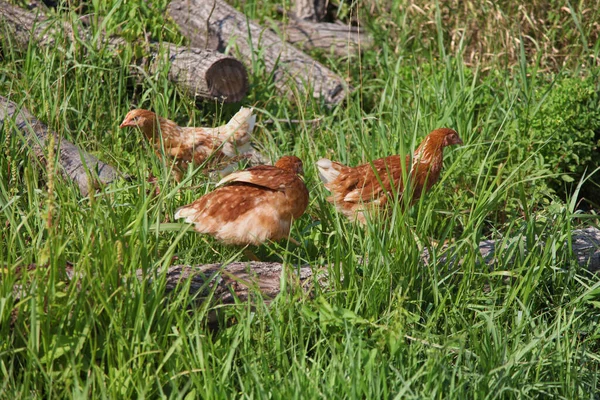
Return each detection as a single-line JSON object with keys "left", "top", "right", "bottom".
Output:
{"left": 274, "top": 19, "right": 372, "bottom": 57}
{"left": 294, "top": 0, "right": 327, "bottom": 22}
{"left": 158, "top": 43, "right": 248, "bottom": 102}
{"left": 0, "top": 96, "right": 123, "bottom": 196}
{"left": 15, "top": 262, "right": 320, "bottom": 304}
{"left": 11, "top": 261, "right": 324, "bottom": 325}
{"left": 0, "top": 1, "right": 248, "bottom": 103}
{"left": 422, "top": 227, "right": 600, "bottom": 274}
{"left": 9, "top": 227, "right": 600, "bottom": 325}
{"left": 571, "top": 227, "right": 600, "bottom": 273}
{"left": 140, "top": 262, "right": 324, "bottom": 305}
{"left": 12, "top": 228, "right": 600, "bottom": 308}
{"left": 167, "top": 0, "right": 349, "bottom": 105}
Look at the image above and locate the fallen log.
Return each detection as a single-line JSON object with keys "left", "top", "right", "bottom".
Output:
{"left": 157, "top": 43, "right": 248, "bottom": 102}
{"left": 16, "top": 262, "right": 321, "bottom": 305}
{"left": 280, "top": 0, "right": 372, "bottom": 56}
{"left": 0, "top": 96, "right": 123, "bottom": 196}
{"left": 0, "top": 1, "right": 248, "bottom": 103}
{"left": 152, "top": 228, "right": 600, "bottom": 303}
{"left": 137, "top": 227, "right": 600, "bottom": 297}
{"left": 273, "top": 19, "right": 372, "bottom": 57}
{"left": 10, "top": 261, "right": 324, "bottom": 325}
{"left": 11, "top": 228, "right": 600, "bottom": 319}
{"left": 167, "top": 0, "right": 349, "bottom": 105}
{"left": 422, "top": 226, "right": 600, "bottom": 274}
{"left": 294, "top": 0, "right": 327, "bottom": 22}
{"left": 140, "top": 262, "right": 324, "bottom": 305}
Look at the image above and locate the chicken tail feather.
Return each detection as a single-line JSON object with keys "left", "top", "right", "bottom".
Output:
{"left": 219, "top": 107, "right": 256, "bottom": 144}
{"left": 174, "top": 206, "right": 198, "bottom": 225}
{"left": 317, "top": 158, "right": 343, "bottom": 184}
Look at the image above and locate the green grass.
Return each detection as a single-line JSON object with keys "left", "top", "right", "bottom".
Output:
{"left": 2, "top": 0, "right": 600, "bottom": 398}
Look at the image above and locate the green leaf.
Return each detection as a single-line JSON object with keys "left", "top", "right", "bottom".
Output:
{"left": 561, "top": 174, "right": 575, "bottom": 182}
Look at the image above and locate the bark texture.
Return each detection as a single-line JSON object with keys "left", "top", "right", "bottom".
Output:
{"left": 0, "top": 1, "right": 248, "bottom": 103}
{"left": 422, "top": 227, "right": 600, "bottom": 274}
{"left": 167, "top": 0, "right": 349, "bottom": 105}
{"left": 159, "top": 43, "right": 248, "bottom": 102}
{"left": 139, "top": 262, "right": 324, "bottom": 305}
{"left": 274, "top": 19, "right": 372, "bottom": 57}
{"left": 12, "top": 228, "right": 600, "bottom": 312}
{"left": 294, "top": 0, "right": 327, "bottom": 21}
{"left": 161, "top": 227, "right": 599, "bottom": 306}
{"left": 0, "top": 96, "right": 123, "bottom": 196}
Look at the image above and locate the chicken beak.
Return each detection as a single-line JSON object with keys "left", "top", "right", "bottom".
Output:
{"left": 119, "top": 120, "right": 130, "bottom": 129}
{"left": 456, "top": 137, "right": 464, "bottom": 145}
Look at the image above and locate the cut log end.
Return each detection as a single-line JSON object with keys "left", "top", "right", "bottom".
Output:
{"left": 206, "top": 57, "right": 249, "bottom": 103}
{"left": 167, "top": 0, "right": 350, "bottom": 105}
{"left": 163, "top": 44, "right": 249, "bottom": 103}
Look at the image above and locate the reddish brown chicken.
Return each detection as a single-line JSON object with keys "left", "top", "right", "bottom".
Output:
{"left": 317, "top": 128, "right": 462, "bottom": 224}
{"left": 119, "top": 107, "right": 257, "bottom": 180}
{"left": 174, "top": 156, "right": 309, "bottom": 246}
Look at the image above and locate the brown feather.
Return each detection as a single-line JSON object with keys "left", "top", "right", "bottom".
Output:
{"left": 317, "top": 128, "right": 462, "bottom": 224}
{"left": 119, "top": 108, "right": 256, "bottom": 181}
{"left": 175, "top": 156, "right": 309, "bottom": 245}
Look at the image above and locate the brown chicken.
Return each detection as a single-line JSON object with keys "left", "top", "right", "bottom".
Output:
{"left": 317, "top": 128, "right": 462, "bottom": 224}
{"left": 174, "top": 156, "right": 309, "bottom": 246}
{"left": 119, "top": 107, "right": 258, "bottom": 180}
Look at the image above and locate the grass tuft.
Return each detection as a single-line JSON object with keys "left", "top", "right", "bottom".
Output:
{"left": 1, "top": 0, "right": 599, "bottom": 397}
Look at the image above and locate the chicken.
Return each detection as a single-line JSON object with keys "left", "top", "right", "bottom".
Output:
{"left": 119, "top": 107, "right": 258, "bottom": 180}
{"left": 317, "top": 128, "right": 462, "bottom": 224}
{"left": 174, "top": 156, "right": 309, "bottom": 246}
